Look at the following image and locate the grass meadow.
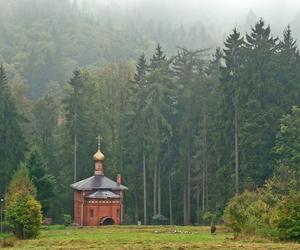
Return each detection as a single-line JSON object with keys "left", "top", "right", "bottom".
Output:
{"left": 0, "top": 225, "right": 300, "bottom": 249}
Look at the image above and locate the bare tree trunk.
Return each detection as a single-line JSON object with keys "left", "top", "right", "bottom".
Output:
{"left": 142, "top": 117, "right": 147, "bottom": 225}
{"left": 187, "top": 156, "right": 191, "bottom": 224}
{"left": 234, "top": 92, "right": 239, "bottom": 195}
{"left": 183, "top": 183, "right": 187, "bottom": 225}
{"left": 158, "top": 161, "right": 161, "bottom": 215}
{"left": 134, "top": 194, "right": 139, "bottom": 223}
{"left": 233, "top": 52, "right": 239, "bottom": 196}
{"left": 143, "top": 152, "right": 147, "bottom": 225}
{"left": 196, "top": 186, "right": 200, "bottom": 224}
{"left": 74, "top": 134, "right": 77, "bottom": 182}
{"left": 169, "top": 171, "right": 173, "bottom": 225}
{"left": 202, "top": 163, "right": 205, "bottom": 211}
{"left": 206, "top": 172, "right": 209, "bottom": 209}
{"left": 203, "top": 110, "right": 208, "bottom": 210}
{"left": 153, "top": 160, "right": 157, "bottom": 216}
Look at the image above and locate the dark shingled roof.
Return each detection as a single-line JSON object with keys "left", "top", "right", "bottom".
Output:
{"left": 85, "top": 190, "right": 120, "bottom": 199}
{"left": 70, "top": 175, "right": 128, "bottom": 191}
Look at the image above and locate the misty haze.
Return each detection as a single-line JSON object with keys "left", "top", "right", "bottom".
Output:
{"left": 0, "top": 0, "right": 300, "bottom": 249}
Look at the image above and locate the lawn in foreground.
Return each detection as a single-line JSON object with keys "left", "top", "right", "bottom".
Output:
{"left": 4, "top": 225, "right": 300, "bottom": 250}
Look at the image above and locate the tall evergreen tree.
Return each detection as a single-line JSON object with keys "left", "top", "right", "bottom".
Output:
{"left": 278, "top": 26, "right": 300, "bottom": 109}
{"left": 240, "top": 19, "right": 281, "bottom": 188}
{"left": 274, "top": 106, "right": 300, "bottom": 174}
{"left": 32, "top": 91, "right": 59, "bottom": 172}
{"left": 149, "top": 44, "right": 167, "bottom": 70}
{"left": 63, "top": 69, "right": 85, "bottom": 182}
{"left": 134, "top": 53, "right": 147, "bottom": 84}
{"left": 0, "top": 64, "right": 26, "bottom": 196}
{"left": 221, "top": 28, "right": 244, "bottom": 195}
{"left": 146, "top": 45, "right": 173, "bottom": 218}
{"left": 172, "top": 48, "right": 205, "bottom": 224}
{"left": 128, "top": 53, "right": 148, "bottom": 224}
{"left": 26, "top": 148, "right": 56, "bottom": 215}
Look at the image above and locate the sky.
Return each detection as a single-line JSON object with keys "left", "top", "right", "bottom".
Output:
{"left": 81, "top": 0, "right": 300, "bottom": 28}
{"left": 75, "top": 0, "right": 300, "bottom": 41}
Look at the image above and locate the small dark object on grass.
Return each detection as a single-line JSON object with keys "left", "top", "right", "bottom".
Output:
{"left": 151, "top": 214, "right": 169, "bottom": 225}
{"left": 210, "top": 223, "right": 216, "bottom": 235}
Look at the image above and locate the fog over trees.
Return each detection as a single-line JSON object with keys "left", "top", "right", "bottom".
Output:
{"left": 1, "top": 0, "right": 300, "bottom": 231}
{"left": 1, "top": 0, "right": 300, "bottom": 98}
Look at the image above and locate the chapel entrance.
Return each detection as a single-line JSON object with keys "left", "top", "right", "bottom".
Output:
{"left": 100, "top": 216, "right": 114, "bottom": 225}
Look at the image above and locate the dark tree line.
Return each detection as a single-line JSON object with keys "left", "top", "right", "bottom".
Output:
{"left": 1, "top": 20, "right": 300, "bottom": 225}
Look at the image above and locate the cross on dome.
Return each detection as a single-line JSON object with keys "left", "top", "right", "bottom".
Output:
{"left": 96, "top": 135, "right": 101, "bottom": 150}
{"left": 93, "top": 135, "right": 104, "bottom": 161}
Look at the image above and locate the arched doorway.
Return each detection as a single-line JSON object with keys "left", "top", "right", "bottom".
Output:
{"left": 100, "top": 216, "right": 114, "bottom": 225}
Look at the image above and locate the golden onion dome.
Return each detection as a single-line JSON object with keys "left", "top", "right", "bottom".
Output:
{"left": 93, "top": 149, "right": 105, "bottom": 161}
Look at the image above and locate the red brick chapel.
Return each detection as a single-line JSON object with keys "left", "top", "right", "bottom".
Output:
{"left": 71, "top": 137, "right": 128, "bottom": 226}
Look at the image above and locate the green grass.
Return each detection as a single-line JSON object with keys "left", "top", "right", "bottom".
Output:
{"left": 0, "top": 232, "right": 10, "bottom": 238}
{"left": 1, "top": 226, "right": 300, "bottom": 249}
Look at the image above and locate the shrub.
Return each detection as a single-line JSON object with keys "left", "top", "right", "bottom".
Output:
{"left": 223, "top": 191, "right": 258, "bottom": 234}
{"left": 5, "top": 166, "right": 42, "bottom": 239}
{"left": 224, "top": 167, "right": 300, "bottom": 240}
{"left": 63, "top": 214, "right": 71, "bottom": 227}
{"left": 271, "top": 192, "right": 300, "bottom": 242}
{"left": 201, "top": 211, "right": 220, "bottom": 225}
{"left": 243, "top": 199, "right": 270, "bottom": 235}
{"left": 6, "top": 195, "right": 42, "bottom": 239}
{"left": 202, "top": 211, "right": 214, "bottom": 225}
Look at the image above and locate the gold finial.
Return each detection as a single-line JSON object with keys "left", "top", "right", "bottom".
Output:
{"left": 93, "top": 135, "right": 104, "bottom": 161}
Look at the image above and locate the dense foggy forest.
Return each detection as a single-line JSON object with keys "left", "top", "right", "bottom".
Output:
{"left": 1, "top": 0, "right": 300, "bottom": 227}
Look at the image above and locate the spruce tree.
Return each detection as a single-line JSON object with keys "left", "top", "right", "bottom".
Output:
{"left": 134, "top": 53, "right": 147, "bottom": 84}
{"left": 274, "top": 106, "right": 300, "bottom": 173}
{"left": 26, "top": 148, "right": 55, "bottom": 215}
{"left": 172, "top": 48, "right": 204, "bottom": 224}
{"left": 219, "top": 29, "right": 244, "bottom": 196}
{"left": 146, "top": 45, "right": 173, "bottom": 218}
{"left": 0, "top": 64, "right": 25, "bottom": 196}
{"left": 149, "top": 44, "right": 167, "bottom": 70}
{"left": 240, "top": 19, "right": 281, "bottom": 188}
{"left": 129, "top": 54, "right": 149, "bottom": 224}
{"left": 63, "top": 69, "right": 85, "bottom": 182}
{"left": 278, "top": 26, "right": 300, "bottom": 109}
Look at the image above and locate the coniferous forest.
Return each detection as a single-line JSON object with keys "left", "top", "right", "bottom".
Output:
{"left": 1, "top": 0, "right": 300, "bottom": 236}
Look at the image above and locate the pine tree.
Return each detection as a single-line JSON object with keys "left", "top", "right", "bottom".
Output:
{"left": 134, "top": 53, "right": 147, "bottom": 84}
{"left": 146, "top": 45, "right": 173, "bottom": 218}
{"left": 274, "top": 106, "right": 300, "bottom": 173}
{"left": 172, "top": 48, "right": 205, "bottom": 224}
{"left": 129, "top": 54, "right": 149, "bottom": 224}
{"left": 221, "top": 28, "right": 244, "bottom": 195}
{"left": 205, "top": 48, "right": 226, "bottom": 214}
{"left": 278, "top": 26, "right": 300, "bottom": 109}
{"left": 32, "top": 91, "right": 59, "bottom": 174}
{"left": 149, "top": 44, "right": 167, "bottom": 70}
{"left": 63, "top": 69, "right": 85, "bottom": 182}
{"left": 0, "top": 64, "right": 26, "bottom": 196}
{"left": 240, "top": 19, "right": 281, "bottom": 188}
{"left": 26, "top": 148, "right": 56, "bottom": 215}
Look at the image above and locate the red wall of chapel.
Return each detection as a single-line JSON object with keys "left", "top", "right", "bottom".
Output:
{"left": 73, "top": 190, "right": 123, "bottom": 226}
